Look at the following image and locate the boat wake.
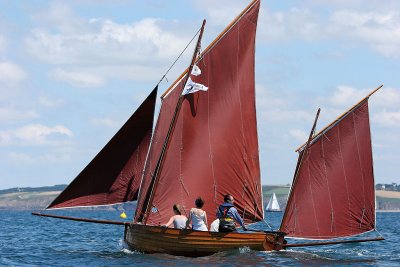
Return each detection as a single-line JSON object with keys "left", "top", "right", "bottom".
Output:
{"left": 118, "top": 239, "right": 142, "bottom": 255}
{"left": 281, "top": 249, "right": 335, "bottom": 261}
{"left": 238, "top": 246, "right": 251, "bottom": 254}
{"left": 278, "top": 247, "right": 378, "bottom": 265}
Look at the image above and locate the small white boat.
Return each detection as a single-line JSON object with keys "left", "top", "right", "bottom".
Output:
{"left": 266, "top": 193, "right": 281, "bottom": 212}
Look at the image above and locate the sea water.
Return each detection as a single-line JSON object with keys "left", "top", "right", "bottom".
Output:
{"left": 0, "top": 210, "right": 399, "bottom": 266}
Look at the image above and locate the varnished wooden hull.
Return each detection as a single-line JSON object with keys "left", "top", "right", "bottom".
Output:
{"left": 124, "top": 224, "right": 286, "bottom": 257}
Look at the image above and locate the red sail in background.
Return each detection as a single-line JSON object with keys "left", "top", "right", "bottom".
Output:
{"left": 47, "top": 87, "right": 158, "bottom": 209}
{"left": 135, "top": 1, "right": 263, "bottom": 225}
{"left": 280, "top": 100, "right": 375, "bottom": 239}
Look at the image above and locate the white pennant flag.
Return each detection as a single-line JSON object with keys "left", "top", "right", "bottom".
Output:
{"left": 191, "top": 64, "right": 201, "bottom": 76}
{"left": 182, "top": 77, "right": 208, "bottom": 95}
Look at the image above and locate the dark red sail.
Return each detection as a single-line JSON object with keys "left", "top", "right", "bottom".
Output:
{"left": 135, "top": 1, "right": 263, "bottom": 226}
{"left": 47, "top": 87, "right": 158, "bottom": 209}
{"left": 280, "top": 100, "right": 376, "bottom": 239}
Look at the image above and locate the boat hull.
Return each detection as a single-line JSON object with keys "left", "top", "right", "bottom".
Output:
{"left": 124, "top": 224, "right": 286, "bottom": 257}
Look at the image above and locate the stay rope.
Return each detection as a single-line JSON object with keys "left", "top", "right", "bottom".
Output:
{"left": 157, "top": 28, "right": 201, "bottom": 86}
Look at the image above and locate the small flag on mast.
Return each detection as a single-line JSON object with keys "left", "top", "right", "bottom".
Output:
{"left": 191, "top": 64, "right": 201, "bottom": 76}
{"left": 182, "top": 78, "right": 208, "bottom": 95}
{"left": 182, "top": 64, "right": 208, "bottom": 95}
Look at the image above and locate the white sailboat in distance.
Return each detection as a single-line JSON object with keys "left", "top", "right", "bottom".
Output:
{"left": 266, "top": 193, "right": 281, "bottom": 212}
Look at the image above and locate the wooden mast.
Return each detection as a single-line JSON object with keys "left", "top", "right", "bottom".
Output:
{"left": 295, "top": 84, "right": 383, "bottom": 152}
{"left": 283, "top": 236, "right": 385, "bottom": 248}
{"left": 279, "top": 108, "right": 320, "bottom": 231}
{"left": 139, "top": 19, "right": 207, "bottom": 224}
{"left": 32, "top": 212, "right": 129, "bottom": 226}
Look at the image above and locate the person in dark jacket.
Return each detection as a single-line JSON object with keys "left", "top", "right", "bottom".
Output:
{"left": 217, "top": 194, "right": 247, "bottom": 232}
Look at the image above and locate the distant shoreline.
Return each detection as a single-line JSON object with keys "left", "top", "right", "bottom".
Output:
{"left": 376, "top": 210, "right": 400, "bottom": 213}
{"left": 1, "top": 185, "right": 400, "bottom": 211}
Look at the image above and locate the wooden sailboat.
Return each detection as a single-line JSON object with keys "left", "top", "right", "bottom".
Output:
{"left": 33, "top": 0, "right": 384, "bottom": 256}
{"left": 266, "top": 193, "right": 281, "bottom": 212}
{"left": 34, "top": 0, "right": 286, "bottom": 256}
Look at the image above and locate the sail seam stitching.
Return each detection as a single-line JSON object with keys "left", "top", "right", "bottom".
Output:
{"left": 307, "top": 157, "right": 320, "bottom": 237}
{"left": 353, "top": 110, "right": 367, "bottom": 228}
{"left": 180, "top": 104, "right": 186, "bottom": 209}
{"left": 206, "top": 54, "right": 217, "bottom": 206}
{"left": 338, "top": 124, "right": 352, "bottom": 235}
{"left": 321, "top": 135, "right": 335, "bottom": 235}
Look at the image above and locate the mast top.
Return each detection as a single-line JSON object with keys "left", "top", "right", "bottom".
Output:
{"left": 295, "top": 84, "right": 383, "bottom": 152}
{"left": 161, "top": 0, "right": 260, "bottom": 99}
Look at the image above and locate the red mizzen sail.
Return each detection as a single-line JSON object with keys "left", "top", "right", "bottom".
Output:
{"left": 135, "top": 1, "right": 263, "bottom": 226}
{"left": 280, "top": 99, "right": 376, "bottom": 239}
{"left": 47, "top": 87, "right": 158, "bottom": 209}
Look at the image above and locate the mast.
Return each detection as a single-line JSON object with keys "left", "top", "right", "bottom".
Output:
{"left": 295, "top": 85, "right": 382, "bottom": 152}
{"left": 138, "top": 20, "right": 207, "bottom": 224}
{"left": 280, "top": 109, "right": 320, "bottom": 229}
{"left": 134, "top": 0, "right": 262, "bottom": 225}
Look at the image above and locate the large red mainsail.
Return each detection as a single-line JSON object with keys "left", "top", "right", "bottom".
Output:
{"left": 135, "top": 1, "right": 263, "bottom": 226}
{"left": 280, "top": 100, "right": 376, "bottom": 239}
{"left": 47, "top": 87, "right": 158, "bottom": 209}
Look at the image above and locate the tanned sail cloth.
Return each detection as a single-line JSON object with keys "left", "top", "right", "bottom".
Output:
{"left": 135, "top": 1, "right": 263, "bottom": 225}
{"left": 280, "top": 100, "right": 375, "bottom": 239}
{"left": 47, "top": 87, "right": 158, "bottom": 209}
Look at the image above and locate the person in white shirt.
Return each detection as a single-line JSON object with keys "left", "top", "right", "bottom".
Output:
{"left": 186, "top": 197, "right": 208, "bottom": 231}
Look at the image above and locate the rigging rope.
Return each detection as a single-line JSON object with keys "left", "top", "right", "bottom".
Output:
{"left": 262, "top": 219, "right": 273, "bottom": 230}
{"left": 157, "top": 28, "right": 201, "bottom": 86}
{"left": 375, "top": 228, "right": 384, "bottom": 238}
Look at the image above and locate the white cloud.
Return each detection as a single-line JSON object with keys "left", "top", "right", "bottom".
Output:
{"left": 255, "top": 85, "right": 316, "bottom": 127}
{"left": 7, "top": 152, "right": 36, "bottom": 164}
{"left": 329, "top": 85, "right": 369, "bottom": 106}
{"left": 26, "top": 18, "right": 190, "bottom": 66}
{"left": 194, "top": 0, "right": 248, "bottom": 27}
{"left": 326, "top": 85, "right": 400, "bottom": 109}
{"left": 0, "top": 124, "right": 73, "bottom": 146}
{"left": 328, "top": 11, "right": 400, "bottom": 57}
{"left": 313, "top": 85, "right": 400, "bottom": 129}
{"left": 372, "top": 142, "right": 389, "bottom": 149}
{"left": 32, "top": 1, "right": 86, "bottom": 34}
{"left": 37, "top": 95, "right": 65, "bottom": 108}
{"left": 258, "top": 5, "right": 400, "bottom": 58}
{"left": 0, "top": 61, "right": 26, "bottom": 84}
{"left": 288, "top": 129, "right": 308, "bottom": 142}
{"left": 91, "top": 117, "right": 121, "bottom": 128}
{"left": 50, "top": 68, "right": 105, "bottom": 88}
{"left": 259, "top": 7, "right": 322, "bottom": 43}
{"left": 265, "top": 109, "right": 314, "bottom": 122}
{"left": 373, "top": 87, "right": 400, "bottom": 108}
{"left": 374, "top": 110, "right": 400, "bottom": 127}
{"left": 0, "top": 35, "right": 6, "bottom": 55}
{"left": 7, "top": 151, "right": 73, "bottom": 164}
{"left": 256, "top": 84, "right": 287, "bottom": 109}
{"left": 307, "top": 0, "right": 400, "bottom": 11}
{"left": 307, "top": 0, "right": 363, "bottom": 6}
{"left": 0, "top": 107, "right": 39, "bottom": 123}
{"left": 25, "top": 9, "right": 192, "bottom": 84}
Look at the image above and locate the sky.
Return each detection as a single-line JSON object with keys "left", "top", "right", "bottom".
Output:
{"left": 0, "top": 0, "right": 399, "bottom": 190}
